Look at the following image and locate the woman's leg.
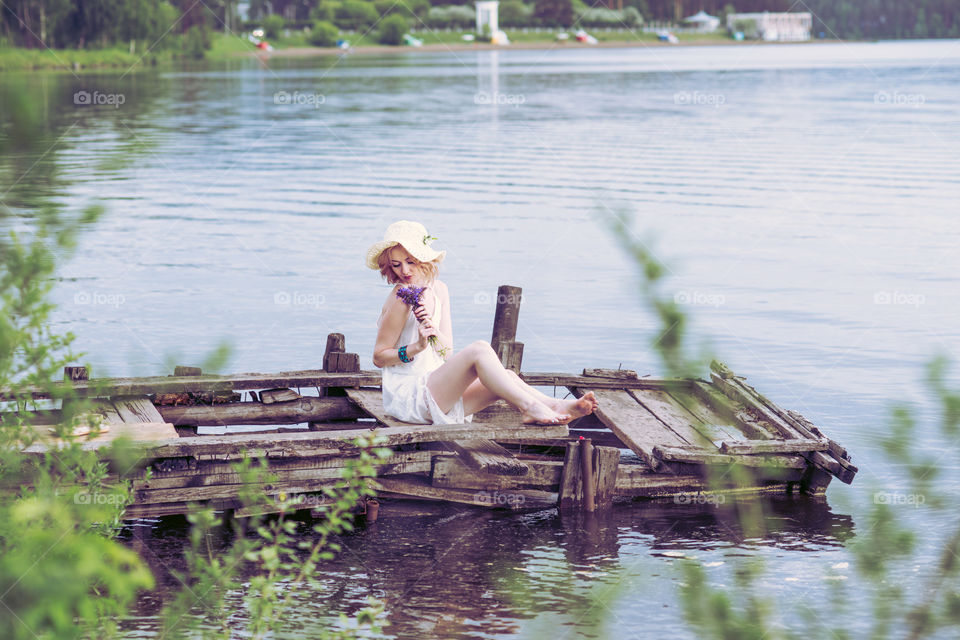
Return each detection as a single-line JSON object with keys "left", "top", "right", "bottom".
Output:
{"left": 462, "top": 369, "right": 598, "bottom": 419}
{"left": 426, "top": 341, "right": 570, "bottom": 423}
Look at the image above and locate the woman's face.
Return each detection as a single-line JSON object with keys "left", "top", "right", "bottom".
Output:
{"left": 388, "top": 246, "right": 422, "bottom": 284}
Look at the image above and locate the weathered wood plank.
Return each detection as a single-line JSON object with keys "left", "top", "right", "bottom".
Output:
{"left": 2, "top": 371, "right": 696, "bottom": 401}
{"left": 113, "top": 396, "right": 164, "bottom": 423}
{"left": 653, "top": 445, "right": 808, "bottom": 469}
{"left": 583, "top": 368, "right": 639, "bottom": 379}
{"left": 557, "top": 442, "right": 620, "bottom": 511}
{"left": 156, "top": 396, "right": 363, "bottom": 426}
{"left": 135, "top": 451, "right": 434, "bottom": 490}
{"left": 720, "top": 439, "right": 830, "bottom": 455}
{"left": 68, "top": 421, "right": 565, "bottom": 459}
{"left": 444, "top": 439, "right": 529, "bottom": 476}
{"left": 570, "top": 388, "right": 686, "bottom": 469}
{"left": 372, "top": 476, "right": 556, "bottom": 510}
{"left": 259, "top": 388, "right": 302, "bottom": 404}
{"left": 431, "top": 455, "right": 562, "bottom": 490}
{"left": 708, "top": 366, "right": 857, "bottom": 484}
{"left": 628, "top": 388, "right": 719, "bottom": 448}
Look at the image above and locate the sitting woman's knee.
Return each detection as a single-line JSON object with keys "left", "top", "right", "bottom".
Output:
{"left": 467, "top": 340, "right": 495, "bottom": 356}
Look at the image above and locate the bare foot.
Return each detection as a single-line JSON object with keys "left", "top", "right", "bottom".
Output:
{"left": 521, "top": 400, "right": 571, "bottom": 425}
{"left": 547, "top": 391, "right": 599, "bottom": 420}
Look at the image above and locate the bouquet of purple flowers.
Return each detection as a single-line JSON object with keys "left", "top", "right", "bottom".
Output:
{"left": 396, "top": 286, "right": 448, "bottom": 359}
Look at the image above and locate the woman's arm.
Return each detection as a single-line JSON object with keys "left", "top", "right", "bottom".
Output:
{"left": 373, "top": 289, "right": 427, "bottom": 367}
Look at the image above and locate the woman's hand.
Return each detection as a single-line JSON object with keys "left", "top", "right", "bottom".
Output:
{"left": 415, "top": 305, "right": 439, "bottom": 351}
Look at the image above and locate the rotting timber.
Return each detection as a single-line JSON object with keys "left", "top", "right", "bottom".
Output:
{"left": 4, "top": 285, "right": 857, "bottom": 519}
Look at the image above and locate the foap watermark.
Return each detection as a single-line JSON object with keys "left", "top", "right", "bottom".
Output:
{"left": 273, "top": 90, "right": 326, "bottom": 108}
{"left": 674, "top": 290, "right": 725, "bottom": 308}
{"left": 274, "top": 491, "right": 329, "bottom": 509}
{"left": 474, "top": 91, "right": 526, "bottom": 108}
{"left": 74, "top": 90, "right": 126, "bottom": 108}
{"left": 475, "top": 490, "right": 526, "bottom": 506}
{"left": 674, "top": 493, "right": 726, "bottom": 505}
{"left": 75, "top": 491, "right": 127, "bottom": 506}
{"left": 74, "top": 291, "right": 126, "bottom": 308}
{"left": 674, "top": 91, "right": 726, "bottom": 107}
{"left": 274, "top": 291, "right": 326, "bottom": 308}
{"left": 873, "top": 90, "right": 926, "bottom": 107}
{"left": 473, "top": 291, "right": 524, "bottom": 306}
{"left": 874, "top": 491, "right": 925, "bottom": 508}
{"left": 873, "top": 290, "right": 925, "bottom": 308}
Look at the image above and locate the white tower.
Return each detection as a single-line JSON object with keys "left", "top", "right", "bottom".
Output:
{"left": 476, "top": 1, "right": 500, "bottom": 37}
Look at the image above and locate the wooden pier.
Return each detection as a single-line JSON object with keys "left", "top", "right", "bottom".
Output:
{"left": 5, "top": 285, "right": 857, "bottom": 519}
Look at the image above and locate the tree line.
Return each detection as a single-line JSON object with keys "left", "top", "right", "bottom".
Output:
{"left": 2, "top": 0, "right": 958, "bottom": 50}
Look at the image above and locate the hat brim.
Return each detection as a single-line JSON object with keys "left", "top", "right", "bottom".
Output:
{"left": 366, "top": 240, "right": 446, "bottom": 270}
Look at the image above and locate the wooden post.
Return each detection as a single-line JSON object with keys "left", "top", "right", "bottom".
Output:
{"left": 581, "top": 438, "right": 595, "bottom": 512}
{"left": 323, "top": 333, "right": 345, "bottom": 372}
{"left": 491, "top": 285, "right": 524, "bottom": 372}
{"left": 315, "top": 333, "right": 360, "bottom": 421}
{"left": 559, "top": 441, "right": 620, "bottom": 512}
{"left": 64, "top": 366, "right": 89, "bottom": 382}
{"left": 171, "top": 366, "right": 200, "bottom": 436}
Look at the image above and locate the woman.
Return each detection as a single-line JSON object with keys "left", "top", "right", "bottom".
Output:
{"left": 367, "top": 220, "right": 598, "bottom": 425}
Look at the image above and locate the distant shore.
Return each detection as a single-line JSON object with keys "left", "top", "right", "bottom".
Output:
{"left": 260, "top": 37, "right": 815, "bottom": 58}
{"left": 0, "top": 32, "right": 836, "bottom": 72}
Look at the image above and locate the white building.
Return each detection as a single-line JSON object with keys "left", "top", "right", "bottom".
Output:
{"left": 727, "top": 12, "right": 813, "bottom": 42}
{"left": 476, "top": 1, "right": 499, "bottom": 37}
{"left": 683, "top": 10, "right": 720, "bottom": 33}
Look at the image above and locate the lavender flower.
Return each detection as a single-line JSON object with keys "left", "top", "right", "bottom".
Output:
{"left": 396, "top": 286, "right": 448, "bottom": 359}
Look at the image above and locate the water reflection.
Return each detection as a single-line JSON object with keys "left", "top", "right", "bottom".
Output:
{"left": 120, "top": 494, "right": 852, "bottom": 638}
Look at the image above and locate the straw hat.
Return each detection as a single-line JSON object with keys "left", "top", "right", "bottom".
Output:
{"left": 365, "top": 220, "right": 446, "bottom": 270}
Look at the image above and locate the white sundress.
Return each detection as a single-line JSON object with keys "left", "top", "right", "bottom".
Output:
{"left": 380, "top": 289, "right": 474, "bottom": 425}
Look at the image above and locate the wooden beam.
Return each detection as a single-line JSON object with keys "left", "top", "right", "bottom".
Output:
{"left": 157, "top": 396, "right": 363, "bottom": 426}
{"left": 720, "top": 439, "right": 830, "bottom": 455}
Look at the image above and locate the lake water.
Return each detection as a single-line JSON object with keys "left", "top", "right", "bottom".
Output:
{"left": 3, "top": 39, "right": 960, "bottom": 637}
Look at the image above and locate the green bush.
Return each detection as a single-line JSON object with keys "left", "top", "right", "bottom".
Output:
{"left": 184, "top": 24, "right": 211, "bottom": 59}
{"left": 378, "top": 13, "right": 409, "bottom": 45}
{"left": 334, "top": 1, "right": 379, "bottom": 30}
{"left": 310, "top": 1, "right": 335, "bottom": 22}
{"left": 499, "top": 0, "right": 534, "bottom": 27}
{"left": 373, "top": 0, "right": 431, "bottom": 20}
{"left": 309, "top": 20, "right": 340, "bottom": 46}
{"left": 262, "top": 14, "right": 285, "bottom": 39}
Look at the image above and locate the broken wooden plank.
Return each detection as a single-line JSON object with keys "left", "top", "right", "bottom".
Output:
{"left": 708, "top": 366, "right": 857, "bottom": 484}
{"left": 444, "top": 439, "right": 529, "bottom": 476}
{"left": 112, "top": 396, "right": 164, "bottom": 423}
{"left": 569, "top": 388, "right": 686, "bottom": 469}
{"left": 719, "top": 439, "right": 830, "bottom": 455}
{"left": 259, "top": 388, "right": 302, "bottom": 404}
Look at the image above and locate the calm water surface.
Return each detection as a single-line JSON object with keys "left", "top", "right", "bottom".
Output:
{"left": 3, "top": 39, "right": 960, "bottom": 638}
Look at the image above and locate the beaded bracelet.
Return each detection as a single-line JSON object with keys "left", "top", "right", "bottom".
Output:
{"left": 398, "top": 345, "right": 413, "bottom": 363}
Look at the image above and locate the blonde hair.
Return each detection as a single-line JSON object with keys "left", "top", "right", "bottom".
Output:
{"left": 376, "top": 246, "right": 440, "bottom": 285}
